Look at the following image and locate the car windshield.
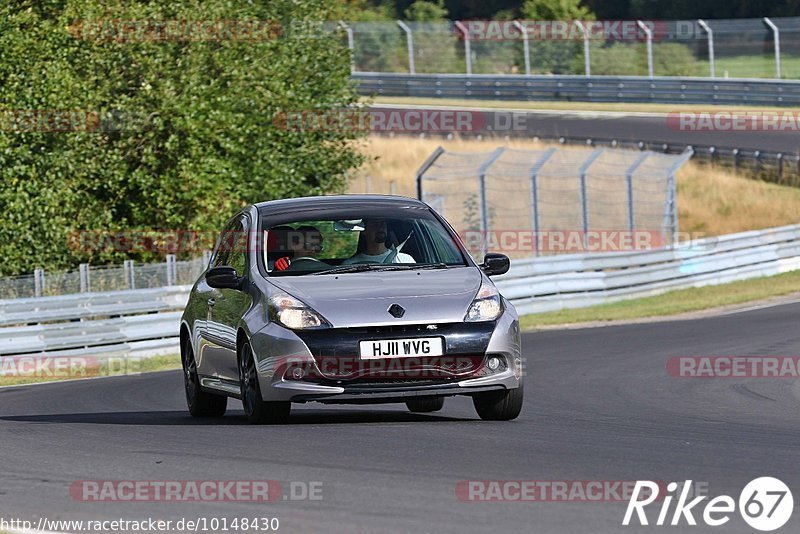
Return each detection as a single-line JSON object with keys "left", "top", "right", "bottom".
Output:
{"left": 262, "top": 211, "right": 467, "bottom": 276}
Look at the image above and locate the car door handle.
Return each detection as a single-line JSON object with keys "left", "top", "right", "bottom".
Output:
{"left": 207, "top": 298, "right": 216, "bottom": 307}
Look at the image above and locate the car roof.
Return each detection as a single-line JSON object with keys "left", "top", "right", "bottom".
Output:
{"left": 254, "top": 195, "right": 427, "bottom": 215}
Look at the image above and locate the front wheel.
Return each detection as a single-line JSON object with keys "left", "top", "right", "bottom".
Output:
{"left": 406, "top": 397, "right": 445, "bottom": 413}
{"left": 472, "top": 383, "right": 523, "bottom": 421}
{"left": 239, "top": 342, "right": 290, "bottom": 425}
{"left": 182, "top": 337, "right": 227, "bottom": 417}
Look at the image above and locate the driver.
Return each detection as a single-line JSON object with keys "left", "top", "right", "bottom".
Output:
{"left": 275, "top": 225, "right": 324, "bottom": 271}
{"left": 343, "top": 218, "right": 415, "bottom": 264}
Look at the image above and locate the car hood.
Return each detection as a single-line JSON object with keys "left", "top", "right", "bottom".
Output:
{"left": 267, "top": 267, "right": 483, "bottom": 327}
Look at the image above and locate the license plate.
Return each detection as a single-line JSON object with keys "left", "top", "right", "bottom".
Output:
{"left": 359, "top": 337, "right": 444, "bottom": 359}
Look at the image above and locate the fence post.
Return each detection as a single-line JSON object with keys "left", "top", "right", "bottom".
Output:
{"left": 79, "top": 263, "right": 91, "bottom": 293}
{"left": 454, "top": 21, "right": 472, "bottom": 75}
{"left": 763, "top": 17, "right": 781, "bottom": 79}
{"left": 664, "top": 148, "right": 694, "bottom": 245}
{"left": 528, "top": 148, "right": 557, "bottom": 256}
{"left": 573, "top": 21, "right": 591, "bottom": 76}
{"left": 625, "top": 152, "right": 651, "bottom": 233}
{"left": 578, "top": 148, "right": 605, "bottom": 249}
{"left": 697, "top": 20, "right": 715, "bottom": 78}
{"left": 513, "top": 21, "right": 530, "bottom": 75}
{"left": 338, "top": 21, "right": 355, "bottom": 74}
{"left": 414, "top": 146, "right": 445, "bottom": 200}
{"left": 477, "top": 148, "right": 506, "bottom": 258}
{"left": 124, "top": 259, "right": 135, "bottom": 290}
{"left": 166, "top": 254, "right": 176, "bottom": 286}
{"left": 396, "top": 20, "right": 415, "bottom": 74}
{"left": 637, "top": 21, "right": 654, "bottom": 78}
{"left": 34, "top": 268, "right": 44, "bottom": 297}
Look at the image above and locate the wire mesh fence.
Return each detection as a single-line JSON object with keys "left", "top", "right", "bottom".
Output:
{"left": 417, "top": 146, "right": 692, "bottom": 259}
{"left": 339, "top": 17, "right": 800, "bottom": 79}
{"left": 0, "top": 256, "right": 208, "bottom": 300}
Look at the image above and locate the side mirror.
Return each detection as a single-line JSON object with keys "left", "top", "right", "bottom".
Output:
{"left": 206, "top": 265, "right": 242, "bottom": 289}
{"left": 480, "top": 253, "right": 510, "bottom": 276}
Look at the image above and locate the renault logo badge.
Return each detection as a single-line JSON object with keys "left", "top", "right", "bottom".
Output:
{"left": 388, "top": 304, "right": 405, "bottom": 318}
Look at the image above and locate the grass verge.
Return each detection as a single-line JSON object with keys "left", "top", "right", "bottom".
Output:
{"left": 519, "top": 270, "right": 800, "bottom": 330}
{"left": 370, "top": 96, "right": 800, "bottom": 114}
{"left": 0, "top": 353, "right": 181, "bottom": 387}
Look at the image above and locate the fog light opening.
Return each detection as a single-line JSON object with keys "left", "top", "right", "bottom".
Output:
{"left": 487, "top": 357, "right": 501, "bottom": 371}
{"left": 291, "top": 367, "right": 305, "bottom": 380}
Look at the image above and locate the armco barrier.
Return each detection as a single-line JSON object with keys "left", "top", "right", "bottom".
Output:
{"left": 353, "top": 73, "right": 800, "bottom": 106}
{"left": 0, "top": 286, "right": 190, "bottom": 358}
{"left": 495, "top": 223, "right": 800, "bottom": 315}
{"left": 0, "top": 224, "right": 798, "bottom": 358}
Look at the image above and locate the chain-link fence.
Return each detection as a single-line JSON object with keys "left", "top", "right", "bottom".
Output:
{"left": 0, "top": 256, "right": 208, "bottom": 300}
{"left": 339, "top": 17, "right": 800, "bottom": 79}
{"left": 417, "top": 146, "right": 692, "bottom": 259}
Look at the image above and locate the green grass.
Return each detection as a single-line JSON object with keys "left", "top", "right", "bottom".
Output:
{"left": 371, "top": 96, "right": 800, "bottom": 114}
{"left": 696, "top": 55, "right": 800, "bottom": 80}
{"left": 0, "top": 353, "right": 181, "bottom": 387}
{"left": 519, "top": 269, "right": 800, "bottom": 330}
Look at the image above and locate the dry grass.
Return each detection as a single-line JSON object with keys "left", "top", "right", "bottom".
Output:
{"left": 678, "top": 163, "right": 800, "bottom": 235}
{"left": 350, "top": 136, "right": 800, "bottom": 236}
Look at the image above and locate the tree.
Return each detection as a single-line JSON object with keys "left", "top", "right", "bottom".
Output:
{"left": 0, "top": 0, "right": 365, "bottom": 275}
{"left": 521, "top": 0, "right": 595, "bottom": 20}
{"left": 404, "top": 0, "right": 449, "bottom": 22}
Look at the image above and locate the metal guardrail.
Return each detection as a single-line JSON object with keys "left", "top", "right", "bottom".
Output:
{"left": 1, "top": 225, "right": 798, "bottom": 358}
{"left": 494, "top": 223, "right": 800, "bottom": 315}
{"left": 0, "top": 286, "right": 190, "bottom": 327}
{"left": 0, "top": 286, "right": 190, "bottom": 357}
{"left": 354, "top": 73, "right": 800, "bottom": 107}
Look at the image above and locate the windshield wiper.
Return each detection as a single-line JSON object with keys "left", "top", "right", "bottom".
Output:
{"left": 315, "top": 263, "right": 451, "bottom": 276}
{"left": 380, "top": 263, "right": 449, "bottom": 271}
{"left": 314, "top": 264, "right": 389, "bottom": 275}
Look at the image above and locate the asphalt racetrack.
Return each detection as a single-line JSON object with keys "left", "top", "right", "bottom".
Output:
{"left": 1, "top": 301, "right": 800, "bottom": 533}
{"left": 372, "top": 104, "right": 800, "bottom": 154}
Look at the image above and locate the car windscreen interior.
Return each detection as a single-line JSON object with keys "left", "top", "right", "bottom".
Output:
{"left": 261, "top": 212, "right": 467, "bottom": 275}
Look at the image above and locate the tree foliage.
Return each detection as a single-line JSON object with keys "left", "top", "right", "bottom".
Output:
{"left": 0, "top": 0, "right": 364, "bottom": 275}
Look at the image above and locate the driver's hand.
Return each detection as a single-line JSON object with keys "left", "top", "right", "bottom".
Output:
{"left": 275, "top": 257, "right": 291, "bottom": 271}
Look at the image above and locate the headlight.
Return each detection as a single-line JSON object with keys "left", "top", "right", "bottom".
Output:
{"left": 269, "top": 291, "right": 331, "bottom": 330}
{"left": 464, "top": 282, "right": 503, "bottom": 322}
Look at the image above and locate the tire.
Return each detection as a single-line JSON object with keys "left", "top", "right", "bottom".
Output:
{"left": 472, "top": 382, "right": 524, "bottom": 421}
{"left": 239, "top": 341, "right": 290, "bottom": 425}
{"left": 405, "top": 397, "right": 445, "bottom": 413}
{"left": 182, "top": 336, "right": 227, "bottom": 417}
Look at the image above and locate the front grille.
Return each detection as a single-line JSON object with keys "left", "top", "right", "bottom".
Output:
{"left": 307, "top": 354, "right": 486, "bottom": 381}
{"left": 345, "top": 323, "right": 451, "bottom": 335}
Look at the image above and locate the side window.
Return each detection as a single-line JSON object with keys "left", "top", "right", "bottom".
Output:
{"left": 213, "top": 218, "right": 247, "bottom": 275}
{"left": 228, "top": 220, "right": 247, "bottom": 275}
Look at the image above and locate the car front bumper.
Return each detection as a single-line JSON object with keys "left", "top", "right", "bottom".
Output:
{"left": 248, "top": 302, "right": 522, "bottom": 403}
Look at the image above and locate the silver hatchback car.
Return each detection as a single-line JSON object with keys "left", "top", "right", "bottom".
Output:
{"left": 180, "top": 195, "right": 523, "bottom": 424}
